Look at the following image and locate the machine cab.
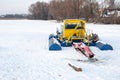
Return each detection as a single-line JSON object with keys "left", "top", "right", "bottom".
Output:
{"left": 63, "top": 19, "right": 86, "bottom": 42}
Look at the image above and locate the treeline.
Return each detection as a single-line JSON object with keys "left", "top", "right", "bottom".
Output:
{"left": 28, "top": 0, "right": 120, "bottom": 24}
{"left": 28, "top": 0, "right": 99, "bottom": 20}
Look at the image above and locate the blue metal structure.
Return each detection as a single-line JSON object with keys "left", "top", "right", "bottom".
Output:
{"left": 95, "top": 42, "right": 113, "bottom": 50}
{"left": 49, "top": 37, "right": 62, "bottom": 50}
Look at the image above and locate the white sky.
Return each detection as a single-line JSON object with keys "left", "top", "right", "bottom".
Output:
{"left": 0, "top": 0, "right": 51, "bottom": 15}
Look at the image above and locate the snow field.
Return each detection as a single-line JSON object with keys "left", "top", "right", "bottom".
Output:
{"left": 0, "top": 20, "right": 120, "bottom": 80}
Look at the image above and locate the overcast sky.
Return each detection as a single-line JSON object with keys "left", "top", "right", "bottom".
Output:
{"left": 0, "top": 0, "right": 51, "bottom": 15}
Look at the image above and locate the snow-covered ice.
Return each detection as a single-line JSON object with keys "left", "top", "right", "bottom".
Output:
{"left": 0, "top": 20, "right": 120, "bottom": 80}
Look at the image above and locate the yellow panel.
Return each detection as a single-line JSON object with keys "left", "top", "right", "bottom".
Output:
{"left": 63, "top": 19, "right": 86, "bottom": 40}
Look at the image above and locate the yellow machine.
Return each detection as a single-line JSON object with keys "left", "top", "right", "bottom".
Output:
{"left": 49, "top": 19, "right": 112, "bottom": 51}
{"left": 58, "top": 19, "right": 90, "bottom": 44}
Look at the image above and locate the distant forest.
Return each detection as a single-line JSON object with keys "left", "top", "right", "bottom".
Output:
{"left": 28, "top": 0, "right": 120, "bottom": 24}
{"left": 0, "top": 14, "right": 27, "bottom": 19}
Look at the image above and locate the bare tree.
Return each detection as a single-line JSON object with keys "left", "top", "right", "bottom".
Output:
{"left": 49, "top": 0, "right": 63, "bottom": 20}
{"left": 29, "top": 1, "right": 48, "bottom": 20}
{"left": 109, "top": 0, "right": 115, "bottom": 8}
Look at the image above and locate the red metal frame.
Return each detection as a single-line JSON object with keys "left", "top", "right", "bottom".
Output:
{"left": 73, "top": 42, "right": 94, "bottom": 58}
